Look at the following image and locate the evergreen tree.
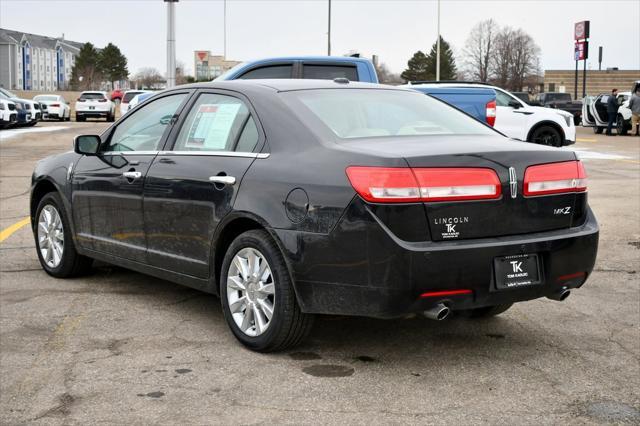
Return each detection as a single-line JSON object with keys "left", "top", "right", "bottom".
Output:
{"left": 98, "top": 43, "right": 129, "bottom": 87}
{"left": 424, "top": 36, "right": 458, "bottom": 81}
{"left": 401, "top": 51, "right": 429, "bottom": 82}
{"left": 70, "top": 43, "right": 101, "bottom": 90}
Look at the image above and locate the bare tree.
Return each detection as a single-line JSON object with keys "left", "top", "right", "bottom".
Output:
{"left": 134, "top": 68, "right": 164, "bottom": 89}
{"left": 508, "top": 29, "right": 541, "bottom": 91}
{"left": 491, "top": 26, "right": 515, "bottom": 89}
{"left": 375, "top": 61, "right": 403, "bottom": 85}
{"left": 463, "top": 19, "right": 498, "bottom": 82}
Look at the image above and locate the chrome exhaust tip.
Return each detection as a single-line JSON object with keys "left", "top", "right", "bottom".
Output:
{"left": 423, "top": 303, "right": 451, "bottom": 321}
{"left": 548, "top": 287, "right": 571, "bottom": 301}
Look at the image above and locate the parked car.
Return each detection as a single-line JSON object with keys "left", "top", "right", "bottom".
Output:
{"left": 0, "top": 97, "right": 18, "bottom": 128}
{"left": 110, "top": 89, "right": 125, "bottom": 102}
{"left": 407, "top": 83, "right": 575, "bottom": 146}
{"left": 127, "top": 92, "right": 155, "bottom": 112}
{"left": 33, "top": 95, "right": 71, "bottom": 121}
{"left": 30, "top": 80, "right": 598, "bottom": 352}
{"left": 120, "top": 90, "right": 152, "bottom": 116}
{"left": 75, "top": 91, "right": 115, "bottom": 122}
{"left": 581, "top": 92, "right": 631, "bottom": 134}
{"left": 0, "top": 87, "right": 39, "bottom": 127}
{"left": 404, "top": 84, "right": 497, "bottom": 127}
{"left": 12, "top": 99, "right": 32, "bottom": 126}
{"left": 215, "top": 56, "right": 379, "bottom": 83}
{"left": 535, "top": 92, "right": 582, "bottom": 125}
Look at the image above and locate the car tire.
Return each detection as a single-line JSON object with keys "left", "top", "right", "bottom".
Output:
{"left": 530, "top": 125, "right": 562, "bottom": 147}
{"left": 220, "top": 229, "right": 314, "bottom": 352}
{"left": 76, "top": 115, "right": 84, "bottom": 122}
{"left": 594, "top": 126, "right": 603, "bottom": 134}
{"left": 458, "top": 303, "right": 513, "bottom": 318}
{"left": 34, "top": 192, "right": 93, "bottom": 278}
{"left": 616, "top": 115, "right": 628, "bottom": 136}
{"left": 107, "top": 112, "right": 115, "bottom": 122}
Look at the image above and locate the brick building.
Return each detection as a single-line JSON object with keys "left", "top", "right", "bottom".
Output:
{"left": 543, "top": 69, "right": 640, "bottom": 97}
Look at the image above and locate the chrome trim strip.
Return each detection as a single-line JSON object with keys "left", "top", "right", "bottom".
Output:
{"left": 157, "top": 151, "right": 270, "bottom": 159}
{"left": 101, "top": 151, "right": 159, "bottom": 156}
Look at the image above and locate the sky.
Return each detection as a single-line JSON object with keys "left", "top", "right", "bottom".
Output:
{"left": 1, "top": 0, "right": 638, "bottom": 77}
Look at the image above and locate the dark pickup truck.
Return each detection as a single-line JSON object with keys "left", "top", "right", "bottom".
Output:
{"left": 535, "top": 92, "right": 583, "bottom": 125}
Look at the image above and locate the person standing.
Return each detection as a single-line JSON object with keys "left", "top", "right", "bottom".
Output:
{"left": 629, "top": 87, "right": 640, "bottom": 136}
{"left": 605, "top": 88, "right": 619, "bottom": 136}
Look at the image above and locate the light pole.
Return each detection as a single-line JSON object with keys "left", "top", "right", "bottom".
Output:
{"left": 327, "top": 0, "right": 332, "bottom": 56}
{"left": 224, "top": 0, "right": 227, "bottom": 58}
{"left": 165, "top": 0, "right": 179, "bottom": 88}
{"left": 436, "top": 0, "right": 441, "bottom": 81}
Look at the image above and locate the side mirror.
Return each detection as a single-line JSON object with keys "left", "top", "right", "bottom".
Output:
{"left": 74, "top": 135, "right": 101, "bottom": 155}
{"left": 508, "top": 100, "right": 522, "bottom": 109}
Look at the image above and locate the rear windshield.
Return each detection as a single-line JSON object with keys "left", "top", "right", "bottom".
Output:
{"left": 34, "top": 95, "right": 58, "bottom": 101}
{"left": 80, "top": 93, "right": 106, "bottom": 100}
{"left": 123, "top": 91, "right": 144, "bottom": 102}
{"left": 282, "top": 89, "right": 496, "bottom": 139}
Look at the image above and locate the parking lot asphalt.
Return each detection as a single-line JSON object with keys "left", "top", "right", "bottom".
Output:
{"left": 1, "top": 122, "right": 639, "bottom": 425}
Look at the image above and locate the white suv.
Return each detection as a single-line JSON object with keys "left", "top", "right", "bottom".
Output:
{"left": 409, "top": 83, "right": 575, "bottom": 147}
{"left": 0, "top": 98, "right": 17, "bottom": 128}
{"left": 120, "top": 90, "right": 151, "bottom": 116}
{"left": 75, "top": 91, "right": 115, "bottom": 122}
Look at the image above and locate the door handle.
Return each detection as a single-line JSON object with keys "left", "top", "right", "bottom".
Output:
{"left": 209, "top": 175, "right": 236, "bottom": 185}
{"left": 123, "top": 171, "right": 142, "bottom": 179}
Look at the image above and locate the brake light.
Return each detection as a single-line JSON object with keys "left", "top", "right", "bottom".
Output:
{"left": 51, "top": 103, "right": 60, "bottom": 107}
{"left": 485, "top": 99, "right": 496, "bottom": 127}
{"left": 413, "top": 168, "right": 501, "bottom": 201}
{"left": 345, "top": 167, "right": 501, "bottom": 203}
{"left": 524, "top": 160, "right": 587, "bottom": 196}
{"left": 345, "top": 167, "right": 420, "bottom": 202}
{"left": 419, "top": 289, "right": 472, "bottom": 298}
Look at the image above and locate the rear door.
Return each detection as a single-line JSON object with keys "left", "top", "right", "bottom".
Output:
{"left": 592, "top": 95, "right": 609, "bottom": 125}
{"left": 72, "top": 91, "right": 191, "bottom": 261}
{"left": 143, "top": 90, "right": 264, "bottom": 278}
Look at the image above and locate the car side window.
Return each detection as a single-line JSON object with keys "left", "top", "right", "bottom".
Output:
{"left": 103, "top": 94, "right": 187, "bottom": 152}
{"left": 238, "top": 65, "right": 293, "bottom": 79}
{"left": 495, "top": 90, "right": 514, "bottom": 107}
{"left": 302, "top": 65, "right": 358, "bottom": 80}
{"left": 173, "top": 93, "right": 258, "bottom": 152}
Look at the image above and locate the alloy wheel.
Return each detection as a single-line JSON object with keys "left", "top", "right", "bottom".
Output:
{"left": 37, "top": 205, "right": 64, "bottom": 268}
{"left": 226, "top": 247, "right": 275, "bottom": 337}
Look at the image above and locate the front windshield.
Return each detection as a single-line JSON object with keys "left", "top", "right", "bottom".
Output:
{"left": 282, "top": 89, "right": 497, "bottom": 140}
{"left": 0, "top": 88, "right": 17, "bottom": 98}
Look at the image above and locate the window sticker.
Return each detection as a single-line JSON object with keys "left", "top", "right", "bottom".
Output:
{"left": 184, "top": 103, "right": 241, "bottom": 149}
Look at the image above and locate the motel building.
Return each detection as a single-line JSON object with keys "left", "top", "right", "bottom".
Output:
{"left": 0, "top": 28, "right": 83, "bottom": 91}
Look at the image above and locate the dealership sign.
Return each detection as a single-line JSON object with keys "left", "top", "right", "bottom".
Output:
{"left": 574, "top": 21, "right": 590, "bottom": 40}
{"left": 574, "top": 41, "right": 588, "bottom": 61}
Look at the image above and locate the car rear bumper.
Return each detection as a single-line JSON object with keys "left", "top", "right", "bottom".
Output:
{"left": 275, "top": 199, "right": 599, "bottom": 318}
{"left": 76, "top": 111, "right": 109, "bottom": 117}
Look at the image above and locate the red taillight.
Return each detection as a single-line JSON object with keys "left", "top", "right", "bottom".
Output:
{"left": 51, "top": 103, "right": 60, "bottom": 107}
{"left": 524, "top": 160, "right": 587, "bottom": 196}
{"left": 485, "top": 99, "right": 496, "bottom": 127}
{"left": 345, "top": 167, "right": 420, "bottom": 203}
{"left": 345, "top": 167, "right": 501, "bottom": 203}
{"left": 413, "top": 168, "right": 501, "bottom": 202}
{"left": 77, "top": 98, "right": 84, "bottom": 102}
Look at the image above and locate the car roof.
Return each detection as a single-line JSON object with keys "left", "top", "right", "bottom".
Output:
{"left": 81, "top": 91, "right": 107, "bottom": 94}
{"left": 175, "top": 79, "right": 401, "bottom": 93}
{"left": 238, "top": 56, "right": 373, "bottom": 65}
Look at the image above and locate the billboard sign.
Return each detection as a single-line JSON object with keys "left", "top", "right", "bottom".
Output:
{"left": 574, "top": 21, "right": 590, "bottom": 40}
{"left": 574, "top": 41, "right": 589, "bottom": 61}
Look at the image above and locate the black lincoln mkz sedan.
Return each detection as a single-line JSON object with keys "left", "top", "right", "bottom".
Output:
{"left": 31, "top": 80, "right": 599, "bottom": 351}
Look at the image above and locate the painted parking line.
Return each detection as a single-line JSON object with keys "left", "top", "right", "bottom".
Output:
{"left": 0, "top": 217, "right": 31, "bottom": 243}
{"left": 0, "top": 126, "right": 69, "bottom": 141}
{"left": 576, "top": 138, "right": 597, "bottom": 142}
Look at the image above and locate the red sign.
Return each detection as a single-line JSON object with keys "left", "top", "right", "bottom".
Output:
{"left": 574, "top": 41, "right": 589, "bottom": 61}
{"left": 574, "top": 21, "right": 590, "bottom": 40}
{"left": 196, "top": 51, "right": 208, "bottom": 61}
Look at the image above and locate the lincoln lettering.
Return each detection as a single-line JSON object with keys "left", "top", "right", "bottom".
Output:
{"left": 433, "top": 217, "right": 469, "bottom": 225}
